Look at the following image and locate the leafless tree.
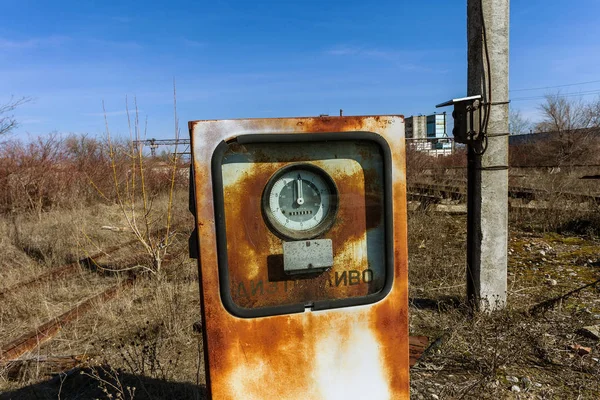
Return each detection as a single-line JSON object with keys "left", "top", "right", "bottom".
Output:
{"left": 531, "top": 93, "right": 600, "bottom": 166}
{"left": 0, "top": 96, "right": 31, "bottom": 136}
{"left": 534, "top": 93, "right": 594, "bottom": 133}
{"left": 509, "top": 109, "right": 531, "bottom": 135}
{"left": 587, "top": 96, "right": 600, "bottom": 128}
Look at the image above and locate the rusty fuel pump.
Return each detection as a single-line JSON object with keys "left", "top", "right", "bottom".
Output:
{"left": 189, "top": 115, "right": 409, "bottom": 399}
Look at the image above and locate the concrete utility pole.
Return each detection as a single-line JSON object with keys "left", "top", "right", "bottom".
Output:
{"left": 466, "top": 0, "right": 510, "bottom": 310}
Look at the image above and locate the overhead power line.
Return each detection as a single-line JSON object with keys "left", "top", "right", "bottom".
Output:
{"left": 510, "top": 79, "right": 600, "bottom": 92}
{"left": 511, "top": 88, "right": 600, "bottom": 102}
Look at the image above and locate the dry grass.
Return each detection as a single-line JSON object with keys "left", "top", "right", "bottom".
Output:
{"left": 0, "top": 202, "right": 137, "bottom": 290}
{"left": 408, "top": 207, "right": 600, "bottom": 399}
{"left": 1, "top": 147, "right": 600, "bottom": 399}
{"left": 0, "top": 273, "right": 120, "bottom": 345}
{"left": 0, "top": 187, "right": 202, "bottom": 399}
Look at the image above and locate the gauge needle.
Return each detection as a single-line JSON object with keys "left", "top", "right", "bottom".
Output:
{"left": 296, "top": 174, "right": 304, "bottom": 205}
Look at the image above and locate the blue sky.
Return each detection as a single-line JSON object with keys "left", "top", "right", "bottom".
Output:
{"left": 2, "top": 0, "right": 600, "bottom": 140}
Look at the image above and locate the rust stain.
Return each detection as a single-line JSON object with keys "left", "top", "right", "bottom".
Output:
{"left": 408, "top": 336, "right": 429, "bottom": 367}
{"left": 190, "top": 115, "right": 409, "bottom": 399}
{"left": 221, "top": 149, "right": 384, "bottom": 308}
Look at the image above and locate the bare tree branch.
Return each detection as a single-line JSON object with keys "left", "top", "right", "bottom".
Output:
{"left": 0, "top": 96, "right": 32, "bottom": 136}
{"left": 535, "top": 93, "right": 593, "bottom": 133}
{"left": 509, "top": 109, "right": 531, "bottom": 135}
{"left": 531, "top": 92, "right": 600, "bottom": 166}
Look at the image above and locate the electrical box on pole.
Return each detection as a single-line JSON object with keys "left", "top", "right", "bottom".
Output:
{"left": 189, "top": 115, "right": 410, "bottom": 399}
{"left": 436, "top": 95, "right": 482, "bottom": 144}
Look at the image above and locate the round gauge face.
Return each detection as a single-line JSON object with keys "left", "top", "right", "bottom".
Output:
{"left": 262, "top": 164, "right": 338, "bottom": 240}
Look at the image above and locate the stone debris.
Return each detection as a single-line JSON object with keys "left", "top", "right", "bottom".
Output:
{"left": 579, "top": 325, "right": 600, "bottom": 341}
{"left": 568, "top": 343, "right": 592, "bottom": 356}
{"left": 488, "top": 380, "right": 499, "bottom": 389}
{"left": 411, "top": 232, "right": 600, "bottom": 398}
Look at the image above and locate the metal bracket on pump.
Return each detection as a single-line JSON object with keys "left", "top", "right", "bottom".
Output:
{"left": 436, "top": 95, "right": 483, "bottom": 144}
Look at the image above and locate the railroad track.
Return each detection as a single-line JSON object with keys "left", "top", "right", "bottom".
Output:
{"left": 419, "top": 164, "right": 600, "bottom": 171}
{"left": 0, "top": 227, "right": 182, "bottom": 365}
{"left": 0, "top": 278, "right": 134, "bottom": 362}
{"left": 0, "top": 238, "right": 141, "bottom": 299}
{"left": 0, "top": 225, "right": 180, "bottom": 299}
{"left": 408, "top": 181, "right": 600, "bottom": 205}
{"left": 1, "top": 238, "right": 428, "bottom": 380}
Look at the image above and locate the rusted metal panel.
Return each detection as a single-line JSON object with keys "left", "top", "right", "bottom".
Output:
{"left": 190, "top": 116, "right": 408, "bottom": 399}
{"left": 408, "top": 336, "right": 428, "bottom": 367}
{"left": 220, "top": 141, "right": 387, "bottom": 310}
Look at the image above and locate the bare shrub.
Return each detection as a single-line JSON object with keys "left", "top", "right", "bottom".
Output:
{"left": 96, "top": 91, "right": 184, "bottom": 278}
{"left": 0, "top": 134, "right": 74, "bottom": 217}
{"left": 406, "top": 147, "right": 435, "bottom": 181}
{"left": 0, "top": 134, "right": 119, "bottom": 216}
{"left": 63, "top": 134, "right": 117, "bottom": 202}
{"left": 0, "top": 130, "right": 186, "bottom": 219}
{"left": 81, "top": 365, "right": 137, "bottom": 400}
{"left": 90, "top": 323, "right": 182, "bottom": 384}
{"left": 535, "top": 94, "right": 596, "bottom": 134}
{"left": 406, "top": 146, "right": 466, "bottom": 185}
{"left": 520, "top": 93, "right": 600, "bottom": 167}
{"left": 511, "top": 128, "right": 600, "bottom": 168}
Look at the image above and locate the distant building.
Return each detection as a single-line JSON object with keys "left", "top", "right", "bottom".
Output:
{"left": 426, "top": 113, "right": 447, "bottom": 138}
{"left": 405, "top": 115, "right": 427, "bottom": 139}
{"left": 406, "top": 112, "right": 452, "bottom": 156}
{"left": 406, "top": 113, "right": 447, "bottom": 139}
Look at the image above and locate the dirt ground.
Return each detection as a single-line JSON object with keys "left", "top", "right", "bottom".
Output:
{"left": 0, "top": 187, "right": 599, "bottom": 399}
{"left": 408, "top": 211, "right": 600, "bottom": 399}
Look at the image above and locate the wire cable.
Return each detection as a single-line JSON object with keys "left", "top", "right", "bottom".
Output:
{"left": 511, "top": 89, "right": 600, "bottom": 102}
{"left": 511, "top": 79, "right": 600, "bottom": 92}
{"left": 486, "top": 132, "right": 510, "bottom": 138}
{"left": 481, "top": 0, "right": 492, "bottom": 136}
{"left": 477, "top": 165, "right": 509, "bottom": 171}
{"left": 472, "top": 0, "right": 493, "bottom": 156}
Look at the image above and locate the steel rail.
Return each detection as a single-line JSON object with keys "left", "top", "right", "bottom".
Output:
{"left": 0, "top": 239, "right": 139, "bottom": 299}
{"left": 0, "top": 278, "right": 134, "bottom": 362}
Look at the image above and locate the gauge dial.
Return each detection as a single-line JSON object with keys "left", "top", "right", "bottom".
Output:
{"left": 262, "top": 164, "right": 338, "bottom": 240}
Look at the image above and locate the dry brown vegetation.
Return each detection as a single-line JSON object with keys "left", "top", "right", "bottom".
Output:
{"left": 0, "top": 131, "right": 599, "bottom": 399}
{"left": 0, "top": 130, "right": 199, "bottom": 399}
{"left": 407, "top": 140, "right": 600, "bottom": 398}
{"left": 0, "top": 134, "right": 186, "bottom": 217}
{"left": 409, "top": 210, "right": 600, "bottom": 399}
{"left": 0, "top": 186, "right": 203, "bottom": 399}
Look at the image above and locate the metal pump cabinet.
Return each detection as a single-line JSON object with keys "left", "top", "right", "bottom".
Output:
{"left": 189, "top": 116, "right": 409, "bottom": 400}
